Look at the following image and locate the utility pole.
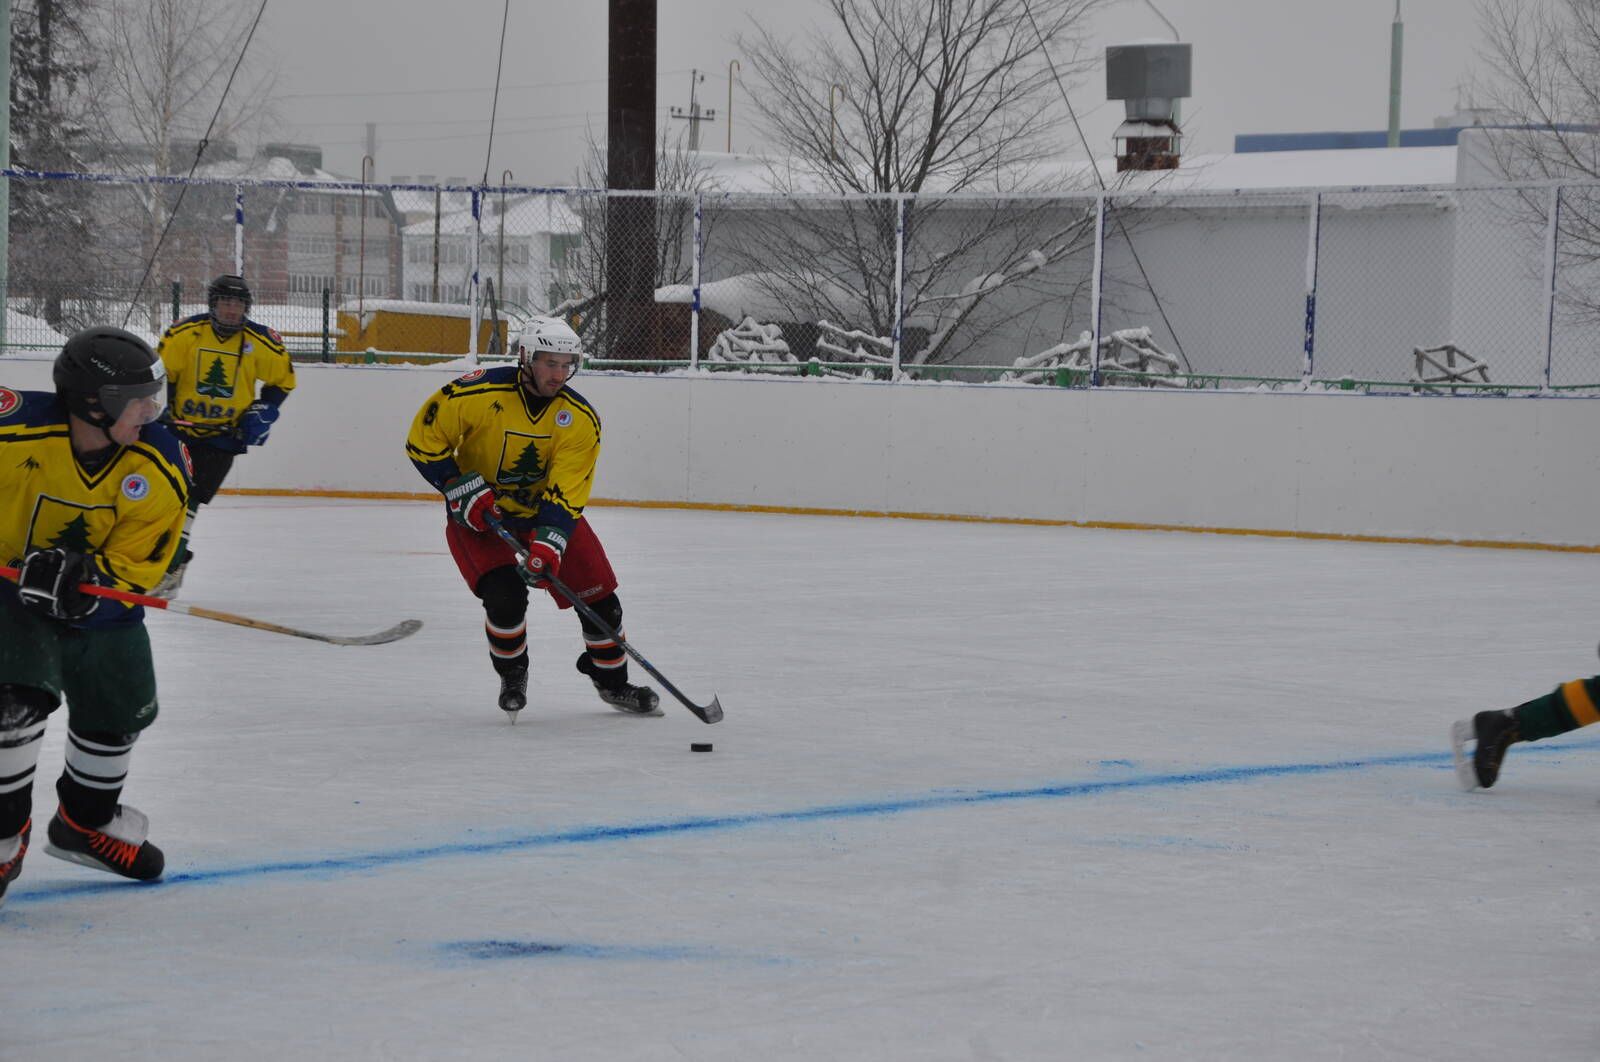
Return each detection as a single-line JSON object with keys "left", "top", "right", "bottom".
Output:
{"left": 670, "top": 69, "right": 716, "bottom": 151}
{"left": 607, "top": 0, "right": 658, "bottom": 361}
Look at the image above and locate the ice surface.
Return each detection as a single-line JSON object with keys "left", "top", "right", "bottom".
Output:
{"left": 5, "top": 497, "right": 1598, "bottom": 1060}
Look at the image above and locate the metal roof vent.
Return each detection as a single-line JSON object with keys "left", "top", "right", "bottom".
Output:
{"left": 1106, "top": 42, "right": 1192, "bottom": 171}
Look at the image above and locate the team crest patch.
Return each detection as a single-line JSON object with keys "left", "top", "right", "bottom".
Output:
{"left": 458, "top": 368, "right": 487, "bottom": 383}
{"left": 121, "top": 474, "right": 152, "bottom": 501}
{"left": 555, "top": 410, "right": 573, "bottom": 428}
{"left": 179, "top": 442, "right": 194, "bottom": 478}
{"left": 267, "top": 327, "right": 283, "bottom": 345}
{"left": 0, "top": 387, "right": 19, "bottom": 418}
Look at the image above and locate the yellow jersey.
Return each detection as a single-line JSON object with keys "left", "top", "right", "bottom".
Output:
{"left": 405, "top": 366, "right": 601, "bottom": 535}
{"left": 0, "top": 386, "right": 191, "bottom": 616}
{"left": 157, "top": 314, "right": 295, "bottom": 445}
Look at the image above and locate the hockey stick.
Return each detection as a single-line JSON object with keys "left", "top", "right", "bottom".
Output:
{"left": 0, "top": 566, "right": 422, "bottom": 647}
{"left": 485, "top": 514, "right": 724, "bottom": 724}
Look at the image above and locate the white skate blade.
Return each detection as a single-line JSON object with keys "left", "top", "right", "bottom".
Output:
{"left": 43, "top": 843, "right": 122, "bottom": 874}
{"left": 1450, "top": 718, "right": 1480, "bottom": 791}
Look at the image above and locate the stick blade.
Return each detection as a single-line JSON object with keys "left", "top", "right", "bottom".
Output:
{"left": 693, "top": 695, "right": 724, "bottom": 725}
{"left": 325, "top": 618, "right": 424, "bottom": 647}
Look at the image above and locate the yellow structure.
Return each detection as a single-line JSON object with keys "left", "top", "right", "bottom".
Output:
{"left": 334, "top": 300, "right": 508, "bottom": 362}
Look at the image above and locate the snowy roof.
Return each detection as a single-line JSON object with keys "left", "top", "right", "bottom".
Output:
{"left": 401, "top": 193, "right": 582, "bottom": 238}
{"left": 190, "top": 154, "right": 365, "bottom": 189}
{"left": 689, "top": 144, "right": 1461, "bottom": 196}
{"left": 391, "top": 188, "right": 474, "bottom": 217}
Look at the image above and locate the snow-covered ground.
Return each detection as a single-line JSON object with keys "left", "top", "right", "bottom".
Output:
{"left": 5, "top": 498, "right": 1598, "bottom": 1060}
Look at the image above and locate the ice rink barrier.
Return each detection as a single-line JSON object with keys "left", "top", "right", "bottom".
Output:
{"left": 3, "top": 359, "right": 1596, "bottom": 548}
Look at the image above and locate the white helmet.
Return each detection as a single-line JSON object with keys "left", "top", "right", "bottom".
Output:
{"left": 515, "top": 316, "right": 584, "bottom": 366}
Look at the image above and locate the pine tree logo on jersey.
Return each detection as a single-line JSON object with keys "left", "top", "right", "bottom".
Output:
{"left": 27, "top": 499, "right": 113, "bottom": 555}
{"left": 194, "top": 349, "right": 241, "bottom": 398}
{"left": 497, "top": 432, "right": 549, "bottom": 486}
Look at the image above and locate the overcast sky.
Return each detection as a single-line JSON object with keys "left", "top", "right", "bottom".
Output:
{"left": 254, "top": 0, "right": 1487, "bottom": 185}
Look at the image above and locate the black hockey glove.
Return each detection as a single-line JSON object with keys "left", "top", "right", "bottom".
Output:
{"left": 17, "top": 548, "right": 100, "bottom": 621}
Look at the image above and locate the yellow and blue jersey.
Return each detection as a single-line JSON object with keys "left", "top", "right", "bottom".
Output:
{"left": 0, "top": 386, "right": 191, "bottom": 617}
{"left": 405, "top": 365, "right": 601, "bottom": 536}
{"left": 157, "top": 314, "right": 295, "bottom": 445}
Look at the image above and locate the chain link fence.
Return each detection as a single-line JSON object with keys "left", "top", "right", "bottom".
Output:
{"left": 3, "top": 169, "right": 1598, "bottom": 393}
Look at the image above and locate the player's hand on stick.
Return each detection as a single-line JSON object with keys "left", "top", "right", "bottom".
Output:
{"left": 237, "top": 402, "right": 279, "bottom": 446}
{"left": 17, "top": 548, "right": 99, "bottom": 621}
{"left": 443, "top": 472, "right": 500, "bottom": 533}
{"left": 520, "top": 526, "right": 567, "bottom": 586}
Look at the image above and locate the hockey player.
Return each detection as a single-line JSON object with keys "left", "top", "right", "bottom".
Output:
{"left": 152, "top": 274, "right": 295, "bottom": 597}
{"left": 0, "top": 327, "right": 191, "bottom": 904}
{"left": 1452, "top": 677, "right": 1600, "bottom": 790}
{"left": 404, "top": 316, "right": 661, "bottom": 721}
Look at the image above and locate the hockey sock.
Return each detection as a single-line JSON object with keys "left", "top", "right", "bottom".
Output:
{"left": 486, "top": 617, "right": 528, "bottom": 674}
{"left": 1511, "top": 678, "right": 1600, "bottom": 742}
{"left": 55, "top": 729, "right": 137, "bottom": 829}
{"left": 580, "top": 594, "right": 629, "bottom": 686}
{"left": 0, "top": 686, "right": 54, "bottom": 838}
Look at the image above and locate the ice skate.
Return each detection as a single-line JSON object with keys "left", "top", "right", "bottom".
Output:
{"left": 0, "top": 819, "right": 31, "bottom": 908}
{"left": 44, "top": 804, "right": 164, "bottom": 881}
{"left": 576, "top": 654, "right": 661, "bottom": 716}
{"left": 498, "top": 662, "right": 529, "bottom": 722}
{"left": 1451, "top": 709, "right": 1520, "bottom": 791}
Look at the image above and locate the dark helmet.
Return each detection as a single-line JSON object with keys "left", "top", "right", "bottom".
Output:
{"left": 54, "top": 326, "right": 167, "bottom": 429}
{"left": 207, "top": 274, "right": 252, "bottom": 337}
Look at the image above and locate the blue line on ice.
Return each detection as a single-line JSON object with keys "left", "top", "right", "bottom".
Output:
{"left": 5, "top": 745, "right": 1589, "bottom": 908}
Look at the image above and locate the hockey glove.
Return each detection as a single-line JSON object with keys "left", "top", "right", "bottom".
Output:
{"left": 17, "top": 548, "right": 99, "bottom": 621}
{"left": 444, "top": 472, "right": 500, "bottom": 533}
{"left": 237, "top": 402, "right": 279, "bottom": 447}
{"left": 520, "top": 526, "right": 568, "bottom": 586}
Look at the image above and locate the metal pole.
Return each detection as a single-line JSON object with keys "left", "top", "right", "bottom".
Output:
{"left": 690, "top": 191, "right": 702, "bottom": 369}
{"left": 1303, "top": 192, "right": 1323, "bottom": 383}
{"left": 431, "top": 183, "right": 441, "bottom": 303}
{"left": 892, "top": 197, "right": 905, "bottom": 378}
{"left": 726, "top": 59, "right": 740, "bottom": 152}
{"left": 1088, "top": 194, "right": 1106, "bottom": 387}
{"left": 358, "top": 155, "right": 373, "bottom": 317}
{"left": 1387, "top": 1, "right": 1404, "bottom": 148}
{"left": 468, "top": 187, "right": 482, "bottom": 363}
{"left": 1542, "top": 185, "right": 1561, "bottom": 390}
{"left": 499, "top": 169, "right": 512, "bottom": 308}
{"left": 234, "top": 185, "right": 244, "bottom": 274}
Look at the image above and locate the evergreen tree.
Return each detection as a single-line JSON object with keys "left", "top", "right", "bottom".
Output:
{"left": 49, "top": 511, "right": 94, "bottom": 552}
{"left": 503, "top": 441, "right": 545, "bottom": 484}
{"left": 9, "top": 0, "right": 98, "bottom": 325}
{"left": 196, "top": 356, "right": 234, "bottom": 398}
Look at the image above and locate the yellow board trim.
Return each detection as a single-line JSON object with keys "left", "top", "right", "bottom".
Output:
{"left": 1562, "top": 680, "right": 1600, "bottom": 728}
{"left": 216, "top": 488, "right": 1600, "bottom": 554}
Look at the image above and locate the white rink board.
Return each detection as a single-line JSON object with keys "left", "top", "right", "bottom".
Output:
{"left": 2, "top": 356, "right": 1596, "bottom": 544}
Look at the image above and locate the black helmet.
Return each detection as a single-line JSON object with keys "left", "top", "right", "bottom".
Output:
{"left": 54, "top": 326, "right": 167, "bottom": 429}
{"left": 207, "top": 274, "right": 252, "bottom": 337}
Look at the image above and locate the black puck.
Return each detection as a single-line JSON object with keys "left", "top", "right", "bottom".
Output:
{"left": 690, "top": 742, "right": 713, "bottom": 752}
